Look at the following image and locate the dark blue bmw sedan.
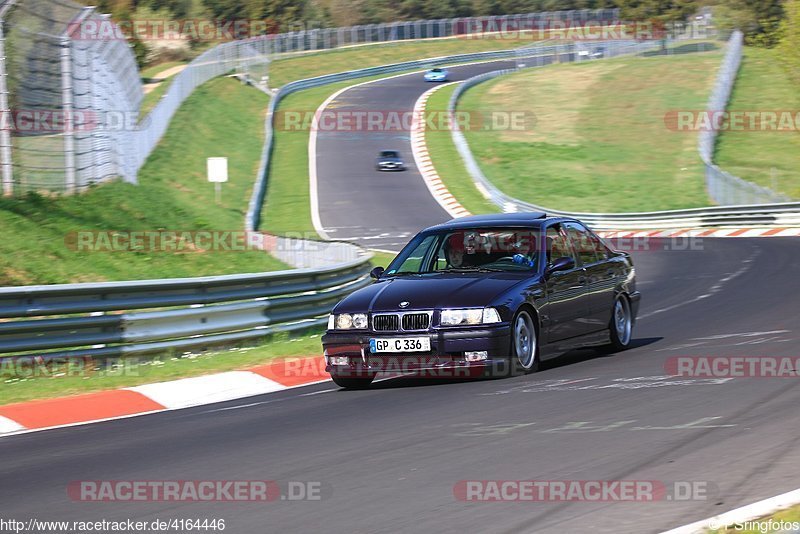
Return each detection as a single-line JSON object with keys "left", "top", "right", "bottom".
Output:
{"left": 322, "top": 213, "right": 640, "bottom": 389}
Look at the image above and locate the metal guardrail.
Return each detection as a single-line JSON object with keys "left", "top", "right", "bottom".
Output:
{"left": 699, "top": 31, "right": 789, "bottom": 205}
{"left": 0, "top": 250, "right": 372, "bottom": 360}
{"left": 1, "top": 26, "right": 556, "bottom": 362}
{"left": 448, "top": 34, "right": 800, "bottom": 229}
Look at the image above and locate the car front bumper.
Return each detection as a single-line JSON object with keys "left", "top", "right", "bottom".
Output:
{"left": 322, "top": 324, "right": 512, "bottom": 377}
{"left": 377, "top": 163, "right": 405, "bottom": 171}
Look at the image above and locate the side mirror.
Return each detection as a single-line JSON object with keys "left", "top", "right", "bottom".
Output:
{"left": 370, "top": 266, "right": 385, "bottom": 280}
{"left": 546, "top": 257, "right": 575, "bottom": 276}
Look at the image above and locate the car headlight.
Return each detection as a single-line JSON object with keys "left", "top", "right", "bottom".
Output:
{"left": 330, "top": 313, "right": 368, "bottom": 330}
{"left": 440, "top": 307, "right": 501, "bottom": 326}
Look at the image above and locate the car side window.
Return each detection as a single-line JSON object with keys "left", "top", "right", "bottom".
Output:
{"left": 588, "top": 231, "right": 610, "bottom": 261}
{"left": 545, "top": 225, "right": 573, "bottom": 266}
{"left": 565, "top": 223, "right": 599, "bottom": 266}
{"left": 572, "top": 222, "right": 610, "bottom": 262}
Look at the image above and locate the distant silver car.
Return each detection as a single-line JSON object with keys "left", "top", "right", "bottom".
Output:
{"left": 376, "top": 150, "right": 406, "bottom": 171}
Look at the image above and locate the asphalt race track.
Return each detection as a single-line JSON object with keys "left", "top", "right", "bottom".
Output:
{"left": 314, "top": 59, "right": 519, "bottom": 251}
{"left": 3, "top": 237, "right": 800, "bottom": 533}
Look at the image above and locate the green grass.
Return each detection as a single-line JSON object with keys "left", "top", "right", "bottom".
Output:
{"left": 456, "top": 46, "right": 724, "bottom": 212}
{"left": 424, "top": 84, "right": 501, "bottom": 215}
{"left": 370, "top": 251, "right": 397, "bottom": 268}
{"left": 0, "top": 77, "right": 286, "bottom": 285}
{"left": 1, "top": 331, "right": 324, "bottom": 405}
{"left": 268, "top": 38, "right": 526, "bottom": 87}
{"left": 715, "top": 46, "right": 800, "bottom": 199}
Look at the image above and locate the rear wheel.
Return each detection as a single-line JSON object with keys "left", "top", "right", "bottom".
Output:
{"left": 607, "top": 295, "right": 633, "bottom": 351}
{"left": 331, "top": 374, "right": 375, "bottom": 389}
{"left": 511, "top": 309, "right": 539, "bottom": 375}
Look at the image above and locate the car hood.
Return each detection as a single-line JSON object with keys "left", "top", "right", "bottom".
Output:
{"left": 334, "top": 272, "right": 533, "bottom": 312}
{"left": 378, "top": 158, "right": 402, "bottom": 163}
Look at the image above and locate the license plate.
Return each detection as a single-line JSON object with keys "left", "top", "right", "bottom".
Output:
{"left": 370, "top": 337, "right": 431, "bottom": 353}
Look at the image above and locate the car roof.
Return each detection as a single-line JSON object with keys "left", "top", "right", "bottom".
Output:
{"left": 423, "top": 212, "right": 564, "bottom": 232}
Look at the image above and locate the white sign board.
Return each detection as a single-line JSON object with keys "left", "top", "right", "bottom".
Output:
{"left": 207, "top": 157, "right": 228, "bottom": 183}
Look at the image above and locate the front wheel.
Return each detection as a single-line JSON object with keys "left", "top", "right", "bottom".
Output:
{"left": 607, "top": 295, "right": 633, "bottom": 351}
{"left": 510, "top": 309, "right": 539, "bottom": 375}
{"left": 331, "top": 374, "right": 375, "bottom": 389}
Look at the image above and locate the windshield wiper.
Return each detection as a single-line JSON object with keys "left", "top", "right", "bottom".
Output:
{"left": 440, "top": 266, "right": 503, "bottom": 273}
{"left": 383, "top": 271, "right": 421, "bottom": 277}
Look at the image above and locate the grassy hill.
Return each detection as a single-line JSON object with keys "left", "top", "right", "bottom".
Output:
{"left": 0, "top": 77, "right": 286, "bottom": 285}
{"left": 714, "top": 47, "right": 800, "bottom": 199}
{"left": 454, "top": 45, "right": 724, "bottom": 212}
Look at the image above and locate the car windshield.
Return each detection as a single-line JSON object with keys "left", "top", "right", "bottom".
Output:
{"left": 380, "top": 151, "right": 399, "bottom": 158}
{"left": 430, "top": 68, "right": 443, "bottom": 73}
{"left": 385, "top": 227, "right": 540, "bottom": 275}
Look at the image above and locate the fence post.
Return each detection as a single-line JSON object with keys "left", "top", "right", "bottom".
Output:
{"left": 0, "top": 14, "right": 13, "bottom": 196}
{"left": 60, "top": 35, "right": 76, "bottom": 194}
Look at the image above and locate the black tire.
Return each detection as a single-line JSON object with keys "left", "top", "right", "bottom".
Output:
{"left": 510, "top": 309, "right": 540, "bottom": 376}
{"left": 331, "top": 374, "right": 375, "bottom": 389}
{"left": 607, "top": 295, "right": 633, "bottom": 351}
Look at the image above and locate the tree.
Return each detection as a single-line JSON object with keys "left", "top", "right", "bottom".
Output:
{"left": 615, "top": 0, "right": 699, "bottom": 23}
{"left": 777, "top": 0, "right": 800, "bottom": 81}
{"left": 715, "top": 0, "right": 785, "bottom": 47}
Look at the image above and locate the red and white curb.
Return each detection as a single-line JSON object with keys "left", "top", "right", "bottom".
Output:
{"left": 410, "top": 83, "right": 472, "bottom": 219}
{"left": 598, "top": 227, "right": 800, "bottom": 239}
{"left": 0, "top": 357, "right": 328, "bottom": 436}
{"left": 663, "top": 487, "right": 800, "bottom": 533}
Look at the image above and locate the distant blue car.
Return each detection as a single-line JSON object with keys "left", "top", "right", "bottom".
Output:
{"left": 423, "top": 68, "right": 449, "bottom": 82}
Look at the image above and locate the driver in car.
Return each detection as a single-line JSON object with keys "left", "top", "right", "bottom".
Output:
{"left": 445, "top": 232, "right": 466, "bottom": 268}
